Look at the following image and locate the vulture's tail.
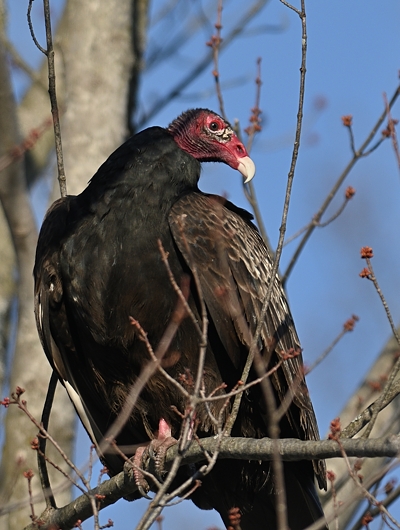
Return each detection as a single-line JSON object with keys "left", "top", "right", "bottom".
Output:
{"left": 238, "top": 463, "right": 326, "bottom": 530}
{"left": 207, "top": 461, "right": 326, "bottom": 530}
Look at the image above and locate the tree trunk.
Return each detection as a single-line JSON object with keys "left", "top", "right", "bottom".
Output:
{"left": 321, "top": 330, "right": 400, "bottom": 527}
{"left": 0, "top": 1, "right": 145, "bottom": 528}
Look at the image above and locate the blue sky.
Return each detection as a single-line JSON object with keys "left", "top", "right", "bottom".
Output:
{"left": 6, "top": 0, "right": 400, "bottom": 528}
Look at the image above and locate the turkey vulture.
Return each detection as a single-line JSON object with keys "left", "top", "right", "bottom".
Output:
{"left": 34, "top": 108, "right": 326, "bottom": 529}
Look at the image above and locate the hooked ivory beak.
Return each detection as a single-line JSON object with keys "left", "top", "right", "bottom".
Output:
{"left": 237, "top": 156, "right": 256, "bottom": 184}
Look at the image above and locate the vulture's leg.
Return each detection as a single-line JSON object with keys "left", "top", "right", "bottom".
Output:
{"left": 149, "top": 418, "right": 178, "bottom": 477}
{"left": 133, "top": 418, "right": 178, "bottom": 496}
{"left": 132, "top": 445, "right": 152, "bottom": 498}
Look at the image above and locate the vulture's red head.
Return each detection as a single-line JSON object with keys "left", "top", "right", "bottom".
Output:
{"left": 168, "top": 108, "right": 256, "bottom": 183}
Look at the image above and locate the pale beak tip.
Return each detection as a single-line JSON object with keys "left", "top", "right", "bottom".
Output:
{"left": 238, "top": 156, "right": 256, "bottom": 183}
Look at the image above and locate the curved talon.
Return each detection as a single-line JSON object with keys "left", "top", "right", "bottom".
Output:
{"left": 137, "top": 484, "right": 152, "bottom": 500}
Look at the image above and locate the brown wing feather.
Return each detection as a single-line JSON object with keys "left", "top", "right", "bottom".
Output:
{"left": 33, "top": 197, "right": 115, "bottom": 461}
{"left": 169, "top": 192, "right": 326, "bottom": 489}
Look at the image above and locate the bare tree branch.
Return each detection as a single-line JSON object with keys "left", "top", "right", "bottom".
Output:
{"left": 19, "top": 435, "right": 400, "bottom": 530}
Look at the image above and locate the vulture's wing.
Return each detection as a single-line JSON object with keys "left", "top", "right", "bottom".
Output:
{"left": 169, "top": 192, "right": 326, "bottom": 488}
{"left": 34, "top": 198, "right": 74, "bottom": 383}
{"left": 33, "top": 197, "right": 122, "bottom": 471}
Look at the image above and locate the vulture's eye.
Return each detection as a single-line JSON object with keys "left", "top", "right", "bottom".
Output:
{"left": 209, "top": 121, "right": 219, "bottom": 131}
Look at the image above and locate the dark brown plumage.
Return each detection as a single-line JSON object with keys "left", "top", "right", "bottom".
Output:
{"left": 34, "top": 108, "right": 326, "bottom": 529}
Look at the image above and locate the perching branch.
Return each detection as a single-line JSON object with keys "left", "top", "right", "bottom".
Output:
{"left": 21, "top": 435, "right": 400, "bottom": 530}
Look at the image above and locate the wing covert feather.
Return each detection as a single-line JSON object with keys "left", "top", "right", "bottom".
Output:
{"left": 169, "top": 193, "right": 326, "bottom": 487}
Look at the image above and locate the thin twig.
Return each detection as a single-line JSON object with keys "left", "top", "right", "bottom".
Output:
{"left": 327, "top": 471, "right": 339, "bottom": 530}
{"left": 363, "top": 257, "right": 400, "bottom": 349}
{"left": 36, "top": 444, "right": 86, "bottom": 495}
{"left": 26, "top": 0, "right": 66, "bottom": 196}
{"left": 361, "top": 136, "right": 386, "bottom": 157}
{"left": 136, "top": 0, "right": 269, "bottom": 129}
{"left": 226, "top": 0, "right": 308, "bottom": 437}
{"left": 174, "top": 217, "right": 209, "bottom": 445}
{"left": 383, "top": 92, "right": 400, "bottom": 171}
{"left": 306, "top": 315, "right": 359, "bottom": 375}
{"left": 0, "top": 117, "right": 53, "bottom": 173}
{"left": 135, "top": 227, "right": 212, "bottom": 530}
{"left": 135, "top": 454, "right": 185, "bottom": 530}
{"left": 208, "top": 0, "right": 227, "bottom": 120}
{"left": 158, "top": 240, "right": 202, "bottom": 338}
{"left": 130, "top": 317, "right": 190, "bottom": 400}
{"left": 222, "top": 0, "right": 307, "bottom": 520}
{"left": 282, "top": 83, "right": 400, "bottom": 285}
{"left": 235, "top": 3, "right": 309, "bottom": 528}
{"left": 23, "top": 470, "right": 37, "bottom": 523}
{"left": 1, "top": 37, "right": 47, "bottom": 90}
{"left": 87, "top": 444, "right": 95, "bottom": 485}
{"left": 339, "top": 442, "right": 400, "bottom": 529}
{"left": 5, "top": 388, "right": 101, "bottom": 529}
{"left": 284, "top": 186, "right": 356, "bottom": 247}
{"left": 306, "top": 460, "right": 400, "bottom": 530}
{"left": 241, "top": 58, "right": 272, "bottom": 251}
{"left": 244, "top": 58, "right": 262, "bottom": 153}
{"left": 97, "top": 296, "right": 188, "bottom": 459}
{"left": 360, "top": 255, "right": 400, "bottom": 438}
{"left": 272, "top": 362, "right": 303, "bottom": 424}
{"left": 42, "top": 0, "right": 67, "bottom": 197}
{"left": 257, "top": 363, "right": 289, "bottom": 530}
{"left": 345, "top": 121, "right": 356, "bottom": 156}
{"left": 341, "top": 379, "right": 400, "bottom": 439}
{"left": 111, "top": 441, "right": 162, "bottom": 490}
{"left": 352, "top": 481, "right": 400, "bottom": 530}
{"left": 279, "top": 0, "right": 301, "bottom": 15}
{"left": 133, "top": 312, "right": 287, "bottom": 408}
{"left": 201, "top": 358, "right": 285, "bottom": 403}
{"left": 27, "top": 0, "right": 47, "bottom": 54}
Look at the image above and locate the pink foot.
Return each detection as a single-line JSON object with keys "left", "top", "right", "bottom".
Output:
{"left": 132, "top": 418, "right": 178, "bottom": 497}
{"left": 132, "top": 445, "right": 151, "bottom": 498}
{"left": 149, "top": 418, "right": 178, "bottom": 476}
